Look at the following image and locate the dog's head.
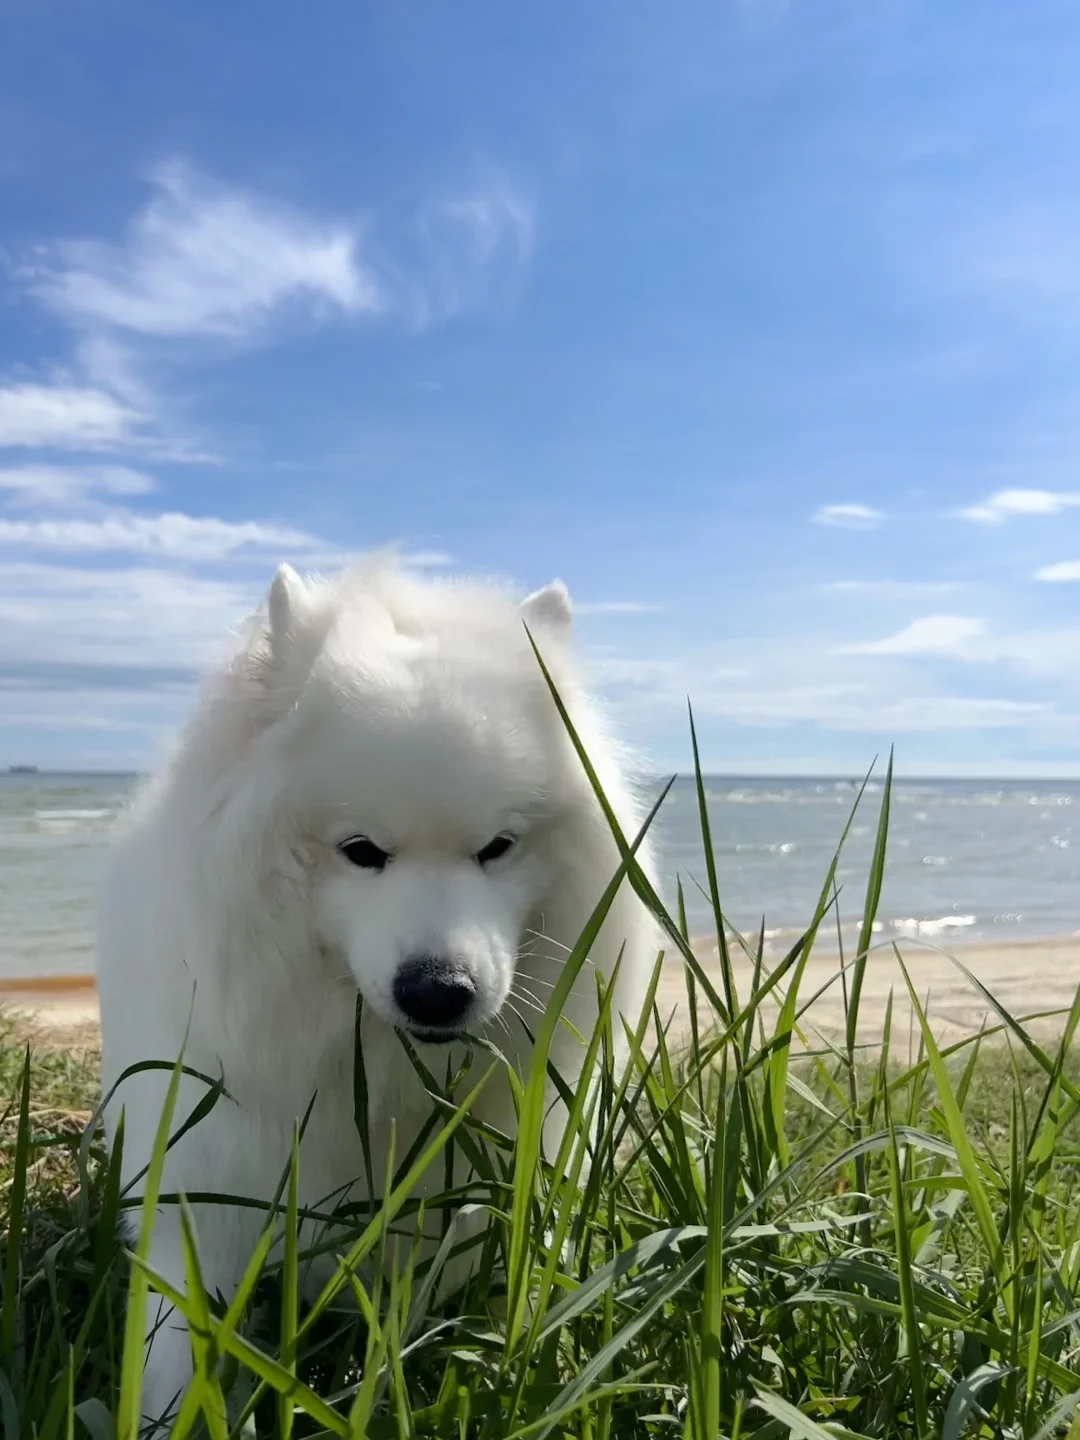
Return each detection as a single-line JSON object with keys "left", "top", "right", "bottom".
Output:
{"left": 251, "top": 560, "right": 591, "bottom": 1042}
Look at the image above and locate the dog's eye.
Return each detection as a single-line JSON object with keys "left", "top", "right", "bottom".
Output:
{"left": 476, "top": 834, "right": 515, "bottom": 866}
{"left": 339, "top": 837, "right": 391, "bottom": 872}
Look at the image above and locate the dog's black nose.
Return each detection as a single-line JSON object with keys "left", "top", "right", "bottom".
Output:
{"left": 393, "top": 956, "right": 476, "bottom": 1032}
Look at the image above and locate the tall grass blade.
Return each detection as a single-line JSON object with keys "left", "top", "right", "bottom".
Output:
{"left": 177, "top": 1199, "right": 228, "bottom": 1440}
{"left": 687, "top": 702, "right": 735, "bottom": 1023}
{"left": 503, "top": 788, "right": 665, "bottom": 1353}
{"left": 1, "top": 1047, "right": 31, "bottom": 1365}
{"left": 279, "top": 1124, "right": 300, "bottom": 1440}
{"left": 701, "top": 1049, "right": 727, "bottom": 1438}
{"left": 116, "top": 1047, "right": 186, "bottom": 1440}
{"left": 846, "top": 750, "right": 893, "bottom": 1055}
{"left": 897, "top": 955, "right": 1009, "bottom": 1307}
{"left": 884, "top": 1088, "right": 928, "bottom": 1438}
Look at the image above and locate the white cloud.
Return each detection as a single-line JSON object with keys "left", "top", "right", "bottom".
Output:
{"left": 833, "top": 695, "right": 1050, "bottom": 732}
{"left": 0, "top": 464, "right": 155, "bottom": 504}
{"left": 0, "top": 705, "right": 166, "bottom": 733}
{"left": 31, "top": 159, "right": 381, "bottom": 340}
{"left": 813, "top": 502, "right": 882, "bottom": 529}
{"left": 435, "top": 192, "right": 534, "bottom": 270}
{"left": 6, "top": 161, "right": 536, "bottom": 470}
{"left": 395, "top": 549, "right": 455, "bottom": 569}
{"left": 822, "top": 579, "right": 960, "bottom": 596}
{"left": 75, "top": 334, "right": 156, "bottom": 409}
{"left": 933, "top": 200, "right": 1080, "bottom": 320}
{"left": 0, "top": 561, "right": 257, "bottom": 679}
{"left": 1036, "top": 560, "right": 1080, "bottom": 582}
{"left": 0, "top": 507, "right": 449, "bottom": 569}
{"left": 576, "top": 600, "right": 662, "bottom": 615}
{"left": 0, "top": 509, "right": 315, "bottom": 561}
{"left": 0, "top": 551, "right": 456, "bottom": 694}
{"left": 681, "top": 683, "right": 872, "bottom": 722}
{"left": 24, "top": 160, "right": 536, "bottom": 347}
{"left": 406, "top": 185, "right": 535, "bottom": 325}
{"left": 0, "top": 382, "right": 144, "bottom": 450}
{"left": 960, "top": 488, "right": 1080, "bottom": 523}
{"left": 595, "top": 655, "right": 1048, "bottom": 732}
{"left": 839, "top": 614, "right": 984, "bottom": 657}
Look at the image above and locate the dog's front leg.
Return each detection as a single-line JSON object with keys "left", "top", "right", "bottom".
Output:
{"left": 134, "top": 1196, "right": 263, "bottom": 1432}
{"left": 136, "top": 1214, "right": 198, "bottom": 1432}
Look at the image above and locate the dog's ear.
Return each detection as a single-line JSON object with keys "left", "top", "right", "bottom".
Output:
{"left": 521, "top": 579, "right": 572, "bottom": 636}
{"left": 267, "top": 563, "right": 316, "bottom": 668}
{"left": 244, "top": 564, "right": 331, "bottom": 726}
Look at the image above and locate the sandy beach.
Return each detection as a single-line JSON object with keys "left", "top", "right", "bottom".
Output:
{"left": 4, "top": 936, "right": 1078, "bottom": 1054}
{"left": 657, "top": 935, "right": 1080, "bottom": 1052}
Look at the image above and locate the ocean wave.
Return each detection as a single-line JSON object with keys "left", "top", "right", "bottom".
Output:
{"left": 697, "top": 915, "right": 982, "bottom": 946}
{"left": 887, "top": 914, "right": 977, "bottom": 938}
{"left": 34, "top": 808, "right": 115, "bottom": 821}
{"left": 697, "top": 786, "right": 1080, "bottom": 811}
{"left": 731, "top": 841, "right": 799, "bottom": 854}
{"left": 28, "top": 807, "right": 118, "bottom": 834}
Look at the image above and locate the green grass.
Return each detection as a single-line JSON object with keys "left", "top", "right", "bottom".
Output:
{"left": 3, "top": 726, "right": 1080, "bottom": 1438}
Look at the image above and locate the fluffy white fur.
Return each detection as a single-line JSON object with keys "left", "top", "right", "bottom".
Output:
{"left": 97, "top": 556, "right": 660, "bottom": 1425}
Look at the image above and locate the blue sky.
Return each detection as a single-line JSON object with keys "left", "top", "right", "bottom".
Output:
{"left": 3, "top": 1, "right": 1080, "bottom": 776}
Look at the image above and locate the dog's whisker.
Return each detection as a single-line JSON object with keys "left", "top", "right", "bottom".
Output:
{"left": 513, "top": 971, "right": 562, "bottom": 990}
{"left": 512, "top": 980, "right": 596, "bottom": 1022}
{"left": 508, "top": 988, "right": 545, "bottom": 1018}
{"left": 513, "top": 972, "right": 591, "bottom": 997}
{"left": 517, "top": 947, "right": 597, "bottom": 972}
{"left": 503, "top": 1001, "right": 537, "bottom": 1036}
{"left": 522, "top": 929, "right": 573, "bottom": 954}
{"left": 511, "top": 977, "right": 558, "bottom": 1005}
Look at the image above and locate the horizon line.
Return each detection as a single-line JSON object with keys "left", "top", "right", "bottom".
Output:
{"left": 9, "top": 765, "right": 1080, "bottom": 784}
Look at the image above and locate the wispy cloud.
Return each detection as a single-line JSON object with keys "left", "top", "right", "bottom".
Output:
{"left": 0, "top": 548, "right": 455, "bottom": 703}
{"left": 813, "top": 502, "right": 882, "bottom": 530}
{"left": 0, "top": 706, "right": 170, "bottom": 734}
{"left": 29, "top": 159, "right": 381, "bottom": 340}
{"left": 403, "top": 184, "right": 535, "bottom": 326}
{"left": 0, "top": 382, "right": 146, "bottom": 450}
{"left": 21, "top": 160, "right": 535, "bottom": 346}
{"left": 735, "top": 0, "right": 793, "bottom": 14}
{"left": 594, "top": 649, "right": 1050, "bottom": 733}
{"left": 933, "top": 199, "right": 1080, "bottom": 324}
{"left": 838, "top": 695, "right": 1050, "bottom": 731}
{"left": 837, "top": 614, "right": 984, "bottom": 657}
{"left": 0, "top": 510, "right": 316, "bottom": 561}
{"left": 822, "top": 578, "right": 961, "bottom": 596}
{"left": 0, "top": 464, "right": 155, "bottom": 505}
{"left": 1035, "top": 560, "right": 1080, "bottom": 583}
{"left": 7, "top": 160, "right": 536, "bottom": 466}
{"left": 0, "top": 561, "right": 256, "bottom": 684}
{"left": 960, "top": 488, "right": 1080, "bottom": 523}
{"left": 575, "top": 600, "right": 662, "bottom": 615}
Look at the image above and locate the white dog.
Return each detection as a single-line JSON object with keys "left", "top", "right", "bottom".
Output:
{"left": 97, "top": 557, "right": 660, "bottom": 1424}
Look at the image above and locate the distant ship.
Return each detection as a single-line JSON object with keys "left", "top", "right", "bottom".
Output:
{"left": 7, "top": 765, "right": 39, "bottom": 775}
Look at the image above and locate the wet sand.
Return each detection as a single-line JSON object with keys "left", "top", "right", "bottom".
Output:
{"left": 0, "top": 974, "right": 100, "bottom": 1047}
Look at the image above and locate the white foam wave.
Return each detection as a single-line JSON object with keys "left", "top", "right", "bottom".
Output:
{"left": 890, "top": 914, "right": 977, "bottom": 938}
{"left": 34, "top": 808, "right": 114, "bottom": 821}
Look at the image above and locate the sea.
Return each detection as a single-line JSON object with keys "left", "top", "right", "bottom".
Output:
{"left": 1, "top": 771, "right": 1078, "bottom": 980}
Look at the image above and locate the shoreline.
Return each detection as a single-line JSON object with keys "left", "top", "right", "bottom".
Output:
{"left": 3, "top": 932, "right": 1079, "bottom": 1051}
